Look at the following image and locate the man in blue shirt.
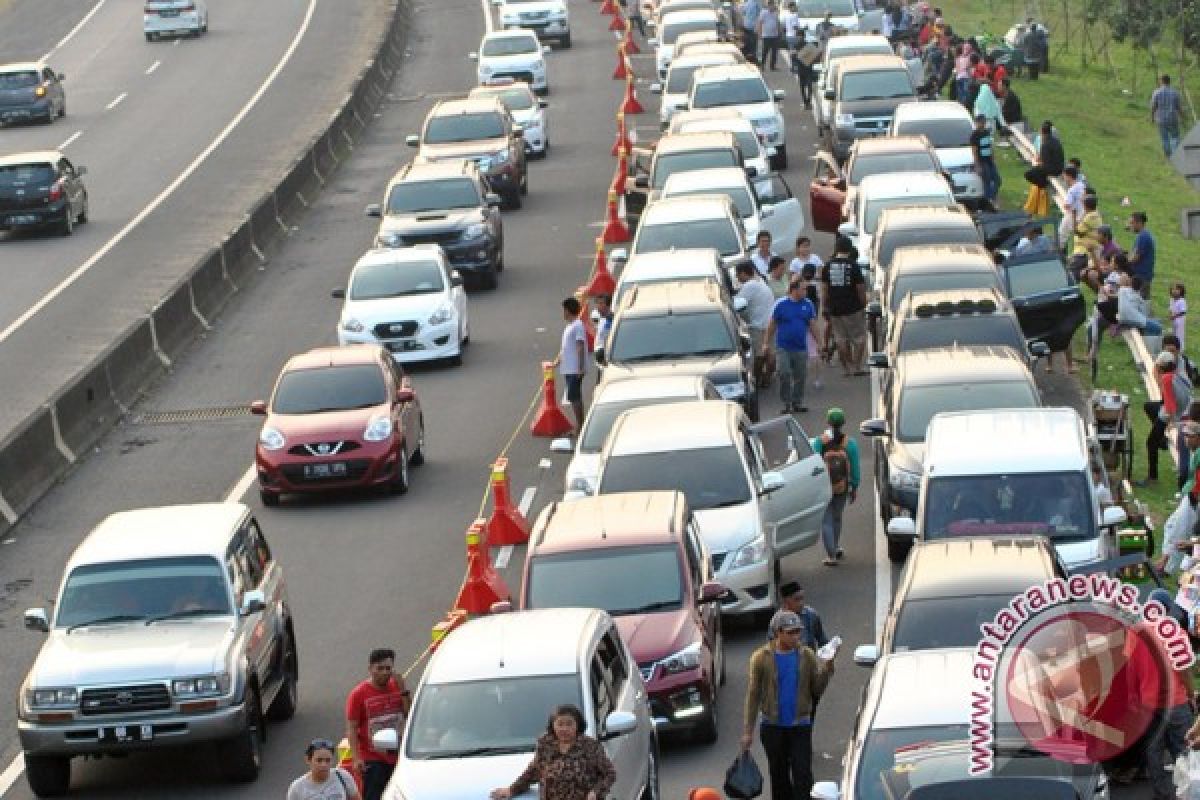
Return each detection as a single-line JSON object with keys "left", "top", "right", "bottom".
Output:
{"left": 1128, "top": 211, "right": 1156, "bottom": 300}
{"left": 740, "top": 0, "right": 762, "bottom": 62}
{"left": 764, "top": 277, "right": 817, "bottom": 414}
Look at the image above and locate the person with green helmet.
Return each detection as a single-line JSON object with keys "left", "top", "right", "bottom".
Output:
{"left": 810, "top": 407, "right": 860, "bottom": 566}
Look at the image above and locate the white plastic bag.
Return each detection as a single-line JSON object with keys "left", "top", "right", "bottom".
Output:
{"left": 1174, "top": 750, "right": 1200, "bottom": 800}
{"left": 1164, "top": 495, "right": 1198, "bottom": 575}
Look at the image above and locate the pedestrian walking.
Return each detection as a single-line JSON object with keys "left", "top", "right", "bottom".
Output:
{"left": 1127, "top": 211, "right": 1157, "bottom": 300}
{"left": 757, "top": 0, "right": 784, "bottom": 71}
{"left": 819, "top": 237, "right": 868, "bottom": 376}
{"left": 792, "top": 31, "right": 820, "bottom": 108}
{"left": 1138, "top": 351, "right": 1181, "bottom": 486}
{"left": 781, "top": 1, "right": 800, "bottom": 50}
{"left": 289, "top": 739, "right": 360, "bottom": 800}
{"left": 740, "top": 0, "right": 762, "bottom": 62}
{"left": 778, "top": 581, "right": 828, "bottom": 651}
{"left": 970, "top": 113, "right": 1000, "bottom": 208}
{"left": 626, "top": 0, "right": 646, "bottom": 37}
{"left": 557, "top": 296, "right": 589, "bottom": 431}
{"left": 741, "top": 611, "right": 834, "bottom": 800}
{"left": 764, "top": 276, "right": 818, "bottom": 414}
{"left": 766, "top": 255, "right": 790, "bottom": 298}
{"left": 345, "top": 648, "right": 410, "bottom": 800}
{"left": 737, "top": 262, "right": 778, "bottom": 390}
{"left": 1151, "top": 74, "right": 1184, "bottom": 157}
{"left": 491, "top": 704, "right": 616, "bottom": 800}
{"left": 810, "top": 408, "right": 859, "bottom": 565}
{"left": 751, "top": 230, "right": 777, "bottom": 277}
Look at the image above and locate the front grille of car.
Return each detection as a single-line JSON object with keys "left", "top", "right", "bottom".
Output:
{"left": 519, "top": 11, "right": 549, "bottom": 20}
{"left": 495, "top": 71, "right": 534, "bottom": 85}
{"left": 281, "top": 459, "right": 373, "bottom": 483}
{"left": 287, "top": 441, "right": 362, "bottom": 457}
{"left": 395, "top": 231, "right": 463, "bottom": 247}
{"left": 711, "top": 552, "right": 727, "bottom": 573}
{"left": 80, "top": 684, "right": 171, "bottom": 716}
{"left": 373, "top": 320, "right": 419, "bottom": 339}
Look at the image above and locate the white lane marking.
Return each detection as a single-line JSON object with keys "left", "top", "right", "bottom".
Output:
{"left": 871, "top": 368, "right": 888, "bottom": 639}
{"left": 493, "top": 486, "right": 537, "bottom": 569}
{"left": 0, "top": 0, "right": 320, "bottom": 349}
{"left": 58, "top": 130, "right": 83, "bottom": 150}
{"left": 145, "top": 60, "right": 162, "bottom": 75}
{"left": 495, "top": 546, "right": 514, "bottom": 569}
{"left": 40, "top": 0, "right": 107, "bottom": 62}
{"left": 225, "top": 465, "right": 258, "bottom": 504}
{"left": 105, "top": 92, "right": 127, "bottom": 110}
{"left": 0, "top": 754, "right": 24, "bottom": 798}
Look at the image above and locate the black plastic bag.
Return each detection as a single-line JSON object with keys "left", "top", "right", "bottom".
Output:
{"left": 724, "top": 751, "right": 764, "bottom": 799}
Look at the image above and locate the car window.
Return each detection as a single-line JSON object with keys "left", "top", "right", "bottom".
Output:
{"left": 599, "top": 446, "right": 752, "bottom": 510}
{"left": 794, "top": 0, "right": 855, "bottom": 15}
{"left": 590, "top": 656, "right": 613, "bottom": 725}
{"left": 580, "top": 395, "right": 696, "bottom": 453}
{"left": 891, "top": 595, "right": 1028, "bottom": 651}
{"left": 424, "top": 112, "right": 506, "bottom": 143}
{"left": 227, "top": 527, "right": 264, "bottom": 590}
{"left": 662, "top": 17, "right": 717, "bottom": 45}
{"left": 242, "top": 520, "right": 271, "bottom": 587}
{"left": 0, "top": 163, "right": 54, "bottom": 185}
{"left": 888, "top": 273, "right": 1000, "bottom": 313}
{"left": 248, "top": 519, "right": 272, "bottom": 568}
{"left": 896, "top": 381, "right": 1038, "bottom": 442}
{"left": 527, "top": 545, "right": 684, "bottom": 614}
{"left": 684, "top": 520, "right": 706, "bottom": 583}
{"left": 652, "top": 149, "right": 739, "bottom": 187}
{"left": 272, "top": 364, "right": 388, "bottom": 414}
{"left": 1005, "top": 257, "right": 1072, "bottom": 297}
{"left": 496, "top": 87, "right": 534, "bottom": 110}
{"left": 848, "top": 152, "right": 938, "bottom": 186}
{"left": 481, "top": 35, "right": 538, "bottom": 56}
{"left": 667, "top": 63, "right": 703, "bottom": 94}
{"left": 755, "top": 417, "right": 804, "bottom": 469}
{"left": 874, "top": 227, "right": 981, "bottom": 271}
{"left": 598, "top": 629, "right": 629, "bottom": 697}
{"left": 839, "top": 69, "right": 913, "bottom": 102}
{"left": 387, "top": 177, "right": 481, "bottom": 213}
{"left": 693, "top": 76, "right": 771, "bottom": 108}
{"left": 864, "top": 194, "right": 952, "bottom": 233}
{"left": 608, "top": 311, "right": 734, "bottom": 362}
{"left": 43, "top": 68, "right": 55, "bottom": 82}
{"left": 668, "top": 185, "right": 755, "bottom": 218}
{"left": 55, "top": 556, "right": 232, "bottom": 627}
{"left": 922, "top": 471, "right": 1094, "bottom": 541}
{"left": 635, "top": 217, "right": 741, "bottom": 257}
{"left": 352, "top": 259, "right": 445, "bottom": 300}
{"left": 895, "top": 117, "right": 973, "bottom": 148}
{"left": 0, "top": 71, "right": 39, "bottom": 89}
{"left": 757, "top": 174, "right": 793, "bottom": 206}
{"left": 897, "top": 316, "right": 1024, "bottom": 354}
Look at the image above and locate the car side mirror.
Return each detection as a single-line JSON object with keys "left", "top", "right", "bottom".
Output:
{"left": 886, "top": 517, "right": 916, "bottom": 539}
{"left": 859, "top": 418, "right": 889, "bottom": 438}
{"left": 744, "top": 165, "right": 758, "bottom": 179}
{"left": 485, "top": 192, "right": 504, "bottom": 207}
{"left": 866, "top": 353, "right": 888, "bottom": 369}
{"left": 594, "top": 349, "right": 607, "bottom": 366}
{"left": 331, "top": 287, "right": 346, "bottom": 299}
{"left": 603, "top": 710, "right": 638, "bottom": 739}
{"left": 450, "top": 270, "right": 464, "bottom": 287}
{"left": 837, "top": 222, "right": 857, "bottom": 238}
{"left": 812, "top": 781, "right": 841, "bottom": 800}
{"left": 405, "top": 135, "right": 419, "bottom": 147}
{"left": 1102, "top": 506, "right": 1128, "bottom": 527}
{"left": 240, "top": 589, "right": 266, "bottom": 616}
{"left": 1029, "top": 341, "right": 1050, "bottom": 358}
{"left": 760, "top": 471, "right": 785, "bottom": 495}
{"left": 75, "top": 166, "right": 87, "bottom": 177}
{"left": 865, "top": 301, "right": 881, "bottom": 317}
{"left": 396, "top": 388, "right": 416, "bottom": 403}
{"left": 365, "top": 203, "right": 382, "bottom": 217}
{"left": 824, "top": 88, "right": 835, "bottom": 100}
{"left": 468, "top": 52, "right": 480, "bottom": 61}
{"left": 853, "top": 644, "right": 878, "bottom": 667}
{"left": 550, "top": 437, "right": 574, "bottom": 453}
{"left": 538, "top": 99, "right": 548, "bottom": 108}
{"left": 733, "top": 296, "right": 749, "bottom": 313}
{"left": 371, "top": 728, "right": 400, "bottom": 753}
{"left": 24, "top": 608, "right": 49, "bottom": 633}
{"left": 699, "top": 581, "right": 726, "bottom": 603}
{"left": 649, "top": 83, "right": 663, "bottom": 94}
{"left": 773, "top": 89, "right": 786, "bottom": 101}
{"left": 634, "top": 174, "right": 649, "bottom": 189}
{"left": 250, "top": 401, "right": 268, "bottom": 416}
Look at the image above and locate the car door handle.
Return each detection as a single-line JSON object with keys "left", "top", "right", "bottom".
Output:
{"left": 811, "top": 466, "right": 824, "bottom": 476}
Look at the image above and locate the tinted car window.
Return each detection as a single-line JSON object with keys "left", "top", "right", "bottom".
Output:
{"left": 874, "top": 226, "right": 982, "bottom": 270}
{"left": 662, "top": 18, "right": 717, "bottom": 45}
{"left": 693, "top": 76, "right": 771, "bottom": 107}
{"left": 897, "top": 382, "right": 1038, "bottom": 442}
{"left": 56, "top": 556, "right": 231, "bottom": 628}
{"left": 636, "top": 218, "right": 741, "bottom": 256}
{"left": 527, "top": 545, "right": 684, "bottom": 614}
{"left": 425, "top": 112, "right": 506, "bottom": 143}
{"left": 494, "top": 88, "right": 534, "bottom": 110}
{"left": 840, "top": 69, "right": 913, "bottom": 102}
{"left": 609, "top": 311, "right": 734, "bottom": 362}
{"left": 895, "top": 118, "right": 973, "bottom": 148}
{"left": 1006, "top": 257, "right": 1072, "bottom": 296}
{"left": 352, "top": 260, "right": 445, "bottom": 300}
{"left": 891, "top": 595, "right": 1024, "bottom": 650}
{"left": 481, "top": 36, "right": 538, "bottom": 56}
{"left": 889, "top": 273, "right": 1001, "bottom": 313}
{"left": 0, "top": 71, "right": 39, "bottom": 89}
{"left": 600, "top": 446, "right": 751, "bottom": 509}
{"left": 864, "top": 194, "right": 951, "bottom": 233}
{"left": 652, "top": 150, "right": 739, "bottom": 187}
{"left": 387, "top": 178, "right": 481, "bottom": 213}
{"left": 923, "top": 471, "right": 1094, "bottom": 541}
{"left": 897, "top": 316, "right": 1024, "bottom": 353}
{"left": 795, "top": 0, "right": 855, "bottom": 15}
{"left": 581, "top": 396, "right": 692, "bottom": 453}
{"left": 0, "top": 164, "right": 54, "bottom": 185}
{"left": 272, "top": 364, "right": 388, "bottom": 414}
{"left": 848, "top": 153, "right": 938, "bottom": 185}
{"left": 667, "top": 64, "right": 704, "bottom": 93}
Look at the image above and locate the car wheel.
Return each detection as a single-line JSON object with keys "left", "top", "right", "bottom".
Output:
{"left": 640, "top": 744, "right": 660, "bottom": 800}
{"left": 259, "top": 489, "right": 280, "bottom": 507}
{"left": 506, "top": 189, "right": 522, "bottom": 210}
{"left": 887, "top": 537, "right": 910, "bottom": 563}
{"left": 561, "top": 33, "right": 572, "bottom": 48}
{"left": 266, "top": 628, "right": 299, "bottom": 721}
{"left": 24, "top": 754, "right": 70, "bottom": 797}
{"left": 520, "top": 170, "right": 529, "bottom": 196}
{"left": 59, "top": 209, "right": 74, "bottom": 236}
{"left": 495, "top": 249, "right": 504, "bottom": 272}
{"left": 390, "top": 447, "right": 410, "bottom": 494}
{"left": 410, "top": 422, "right": 426, "bottom": 465}
{"left": 77, "top": 196, "right": 88, "bottom": 225}
{"left": 221, "top": 688, "right": 264, "bottom": 783}
{"left": 58, "top": 101, "right": 66, "bottom": 118}
{"left": 478, "top": 268, "right": 499, "bottom": 290}
{"left": 745, "top": 390, "right": 760, "bottom": 422}
{"left": 693, "top": 684, "right": 719, "bottom": 744}
{"left": 146, "top": 32, "right": 155, "bottom": 41}
{"left": 774, "top": 144, "right": 788, "bottom": 170}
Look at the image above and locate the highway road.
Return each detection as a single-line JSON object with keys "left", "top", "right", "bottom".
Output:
{"left": 0, "top": 1, "right": 1158, "bottom": 799}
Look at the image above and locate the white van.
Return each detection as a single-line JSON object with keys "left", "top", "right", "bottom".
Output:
{"left": 887, "top": 408, "right": 1127, "bottom": 570}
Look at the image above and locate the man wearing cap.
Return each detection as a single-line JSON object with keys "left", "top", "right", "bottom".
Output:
{"left": 970, "top": 112, "right": 1000, "bottom": 208}
{"left": 742, "top": 611, "right": 834, "bottom": 800}
{"left": 778, "top": 582, "right": 828, "bottom": 651}
{"left": 811, "top": 407, "right": 860, "bottom": 565}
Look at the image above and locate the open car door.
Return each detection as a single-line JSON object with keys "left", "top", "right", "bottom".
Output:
{"left": 808, "top": 151, "right": 846, "bottom": 234}
{"left": 756, "top": 173, "right": 805, "bottom": 250}
{"left": 624, "top": 145, "right": 655, "bottom": 227}
{"left": 1000, "top": 249, "right": 1085, "bottom": 352}
{"left": 750, "top": 416, "right": 831, "bottom": 557}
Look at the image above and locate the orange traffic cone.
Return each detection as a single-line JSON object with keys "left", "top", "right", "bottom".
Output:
{"left": 601, "top": 189, "right": 631, "bottom": 243}
{"left": 585, "top": 238, "right": 617, "bottom": 297}
{"left": 621, "top": 75, "right": 644, "bottom": 114}
{"left": 454, "top": 520, "right": 511, "bottom": 614}
{"left": 486, "top": 458, "right": 531, "bottom": 546}
{"left": 530, "top": 361, "right": 574, "bottom": 436}
{"left": 600, "top": 0, "right": 617, "bottom": 14}
{"left": 611, "top": 111, "right": 633, "bottom": 156}
{"left": 337, "top": 740, "right": 365, "bottom": 796}
{"left": 613, "top": 44, "right": 629, "bottom": 79}
{"left": 623, "top": 17, "right": 640, "bottom": 54}
{"left": 430, "top": 610, "right": 468, "bottom": 652}
{"left": 611, "top": 148, "right": 628, "bottom": 195}
{"left": 608, "top": 8, "right": 625, "bottom": 30}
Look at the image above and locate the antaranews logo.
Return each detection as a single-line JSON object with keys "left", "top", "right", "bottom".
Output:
{"left": 969, "top": 572, "right": 1195, "bottom": 775}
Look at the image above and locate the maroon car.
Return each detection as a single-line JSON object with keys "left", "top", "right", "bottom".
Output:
{"left": 253, "top": 344, "right": 424, "bottom": 505}
{"left": 519, "top": 491, "right": 725, "bottom": 742}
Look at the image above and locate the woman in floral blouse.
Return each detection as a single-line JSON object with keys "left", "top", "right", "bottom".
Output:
{"left": 491, "top": 705, "right": 616, "bottom": 800}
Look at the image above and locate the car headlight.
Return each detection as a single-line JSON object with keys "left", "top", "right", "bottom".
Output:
{"left": 376, "top": 232, "right": 404, "bottom": 248}
{"left": 657, "top": 642, "right": 703, "bottom": 676}
{"left": 428, "top": 303, "right": 454, "bottom": 325}
{"left": 26, "top": 688, "right": 78, "bottom": 709}
{"left": 172, "top": 673, "right": 231, "bottom": 698}
{"left": 715, "top": 380, "right": 746, "bottom": 400}
{"left": 479, "top": 64, "right": 494, "bottom": 75}
{"left": 463, "top": 223, "right": 488, "bottom": 239}
{"left": 259, "top": 426, "right": 286, "bottom": 451}
{"left": 502, "top": 14, "right": 519, "bottom": 23}
{"left": 728, "top": 533, "right": 767, "bottom": 570}
{"left": 888, "top": 467, "right": 921, "bottom": 492}
{"left": 341, "top": 317, "right": 365, "bottom": 333}
{"left": 492, "top": 149, "right": 510, "bottom": 165}
{"left": 551, "top": 10, "right": 567, "bottom": 19}
{"left": 835, "top": 113, "right": 855, "bottom": 128}
{"left": 364, "top": 416, "right": 394, "bottom": 442}
{"left": 534, "top": 60, "right": 546, "bottom": 73}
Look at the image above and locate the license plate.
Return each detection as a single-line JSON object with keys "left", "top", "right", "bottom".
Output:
{"left": 303, "top": 462, "right": 348, "bottom": 479}
{"left": 99, "top": 724, "right": 153, "bottom": 743}
{"left": 160, "top": 9, "right": 180, "bottom": 16}
{"left": 386, "top": 339, "right": 420, "bottom": 352}
{"left": 6, "top": 214, "right": 37, "bottom": 225}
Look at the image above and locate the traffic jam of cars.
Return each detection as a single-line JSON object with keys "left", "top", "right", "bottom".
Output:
{"left": 2, "top": 0, "right": 1168, "bottom": 798}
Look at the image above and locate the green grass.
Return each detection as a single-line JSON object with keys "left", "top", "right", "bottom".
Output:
{"left": 940, "top": 0, "right": 1200, "bottom": 536}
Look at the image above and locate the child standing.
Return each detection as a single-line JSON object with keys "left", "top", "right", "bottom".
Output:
{"left": 1171, "top": 282, "right": 1188, "bottom": 349}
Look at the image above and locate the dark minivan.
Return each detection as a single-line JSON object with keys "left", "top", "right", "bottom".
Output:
{"left": 0, "top": 151, "right": 88, "bottom": 236}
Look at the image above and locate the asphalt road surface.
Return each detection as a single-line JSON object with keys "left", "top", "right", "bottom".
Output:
{"left": 0, "top": 0, "right": 1161, "bottom": 798}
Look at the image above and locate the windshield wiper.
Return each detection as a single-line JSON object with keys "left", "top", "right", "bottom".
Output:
{"left": 691, "top": 348, "right": 734, "bottom": 356}
{"left": 424, "top": 745, "right": 530, "bottom": 759}
{"left": 620, "top": 353, "right": 682, "bottom": 363}
{"left": 708, "top": 497, "right": 750, "bottom": 509}
{"left": 67, "top": 614, "right": 146, "bottom": 633}
{"left": 145, "top": 608, "right": 230, "bottom": 625}
{"left": 609, "top": 600, "right": 681, "bottom": 615}
{"left": 850, "top": 95, "right": 885, "bottom": 101}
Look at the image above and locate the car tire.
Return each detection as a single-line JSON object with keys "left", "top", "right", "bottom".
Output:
{"left": 693, "top": 685, "right": 719, "bottom": 744}
{"left": 495, "top": 249, "right": 505, "bottom": 272}
{"left": 561, "top": 33, "right": 572, "bottom": 48}
{"left": 520, "top": 170, "right": 529, "bottom": 196}
{"left": 410, "top": 422, "right": 426, "bottom": 465}
{"left": 887, "top": 537, "right": 910, "bottom": 563}
{"left": 745, "top": 390, "right": 760, "bottom": 422}
{"left": 479, "top": 269, "right": 499, "bottom": 290}
{"left": 640, "top": 743, "right": 660, "bottom": 800}
{"left": 774, "top": 144, "right": 788, "bottom": 170}
{"left": 77, "top": 196, "right": 88, "bottom": 225}
{"left": 58, "top": 102, "right": 66, "bottom": 118}
{"left": 221, "top": 688, "right": 264, "bottom": 783}
{"left": 260, "top": 489, "right": 280, "bottom": 507}
{"left": 24, "top": 754, "right": 70, "bottom": 797}
{"left": 266, "top": 628, "right": 299, "bottom": 721}
{"left": 390, "top": 448, "right": 410, "bottom": 495}
{"left": 505, "top": 189, "right": 522, "bottom": 210}
{"left": 59, "top": 209, "right": 74, "bottom": 236}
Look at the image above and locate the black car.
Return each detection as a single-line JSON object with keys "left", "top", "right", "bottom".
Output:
{"left": 0, "top": 151, "right": 88, "bottom": 236}
{"left": 0, "top": 62, "right": 66, "bottom": 125}
{"left": 366, "top": 160, "right": 504, "bottom": 289}
{"left": 998, "top": 247, "right": 1086, "bottom": 353}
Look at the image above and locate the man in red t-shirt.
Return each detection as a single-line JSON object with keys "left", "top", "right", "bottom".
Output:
{"left": 345, "top": 648, "right": 410, "bottom": 800}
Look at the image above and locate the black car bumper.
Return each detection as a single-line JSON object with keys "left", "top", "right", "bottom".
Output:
{"left": 442, "top": 238, "right": 500, "bottom": 273}
{"left": 0, "top": 102, "right": 52, "bottom": 124}
{"left": 0, "top": 202, "right": 67, "bottom": 229}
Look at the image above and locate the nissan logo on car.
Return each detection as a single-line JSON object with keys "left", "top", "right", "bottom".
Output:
{"left": 115, "top": 691, "right": 134, "bottom": 706}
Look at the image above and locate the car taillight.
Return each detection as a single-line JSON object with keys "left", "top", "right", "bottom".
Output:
{"left": 34, "top": 86, "right": 46, "bottom": 98}
{"left": 48, "top": 182, "right": 63, "bottom": 202}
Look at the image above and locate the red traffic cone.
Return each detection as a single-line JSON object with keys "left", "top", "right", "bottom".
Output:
{"left": 613, "top": 44, "right": 629, "bottom": 79}
{"left": 600, "top": 0, "right": 617, "bottom": 14}
{"left": 623, "top": 17, "right": 640, "bottom": 54}
{"left": 611, "top": 111, "right": 633, "bottom": 156}
{"left": 602, "top": 189, "right": 631, "bottom": 243}
{"left": 611, "top": 148, "right": 628, "bottom": 195}
{"left": 454, "top": 520, "right": 511, "bottom": 614}
{"left": 530, "top": 361, "right": 574, "bottom": 437}
{"left": 586, "top": 238, "right": 617, "bottom": 297}
{"left": 621, "top": 75, "right": 644, "bottom": 114}
{"left": 430, "top": 610, "right": 468, "bottom": 652}
{"left": 486, "top": 458, "right": 531, "bottom": 546}
{"left": 608, "top": 8, "right": 625, "bottom": 30}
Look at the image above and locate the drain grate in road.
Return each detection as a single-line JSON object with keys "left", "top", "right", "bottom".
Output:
{"left": 133, "top": 405, "right": 255, "bottom": 425}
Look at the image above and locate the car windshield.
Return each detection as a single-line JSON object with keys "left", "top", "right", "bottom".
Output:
{"left": 272, "top": 364, "right": 388, "bottom": 414}
{"left": 667, "top": 64, "right": 704, "bottom": 94}
{"left": 1006, "top": 257, "right": 1071, "bottom": 297}
{"left": 56, "top": 556, "right": 231, "bottom": 629}
{"left": 693, "top": 77, "right": 771, "bottom": 107}
{"left": 406, "top": 675, "right": 582, "bottom": 759}
{"left": 794, "top": 0, "right": 856, "bottom": 16}
{"left": 351, "top": 260, "right": 445, "bottom": 300}
{"left": 0, "top": 71, "right": 39, "bottom": 89}
{"left": 609, "top": 312, "right": 734, "bottom": 363}
{"left": 874, "top": 227, "right": 981, "bottom": 270}
{"left": 652, "top": 150, "right": 739, "bottom": 187}
{"left": 896, "top": 117, "right": 973, "bottom": 149}
{"left": 581, "top": 396, "right": 692, "bottom": 452}
{"left": 840, "top": 70, "right": 914, "bottom": 102}
{"left": 897, "top": 316, "right": 1024, "bottom": 354}
{"left": 481, "top": 36, "right": 538, "bottom": 56}
{"left": 599, "top": 446, "right": 751, "bottom": 509}
{"left": 669, "top": 185, "right": 754, "bottom": 217}
{"left": 922, "top": 472, "right": 1094, "bottom": 541}
{"left": 480, "top": 87, "right": 534, "bottom": 111}
{"left": 635, "top": 218, "right": 741, "bottom": 256}
{"left": 0, "top": 164, "right": 54, "bottom": 185}
{"left": 888, "top": 273, "right": 1000, "bottom": 313}
{"left": 662, "top": 18, "right": 717, "bottom": 45}
{"left": 864, "top": 194, "right": 950, "bottom": 233}
{"left": 527, "top": 545, "right": 684, "bottom": 614}
{"left": 849, "top": 152, "right": 939, "bottom": 185}
{"left": 891, "top": 595, "right": 1031, "bottom": 651}
{"left": 897, "top": 382, "right": 1038, "bottom": 442}
{"left": 424, "top": 113, "right": 506, "bottom": 143}
{"left": 387, "top": 178, "right": 481, "bottom": 213}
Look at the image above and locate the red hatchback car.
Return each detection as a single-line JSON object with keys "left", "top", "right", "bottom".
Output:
{"left": 519, "top": 490, "right": 725, "bottom": 741}
{"left": 252, "top": 344, "right": 425, "bottom": 505}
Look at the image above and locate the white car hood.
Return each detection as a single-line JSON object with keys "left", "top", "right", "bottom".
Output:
{"left": 797, "top": 14, "right": 859, "bottom": 33}
{"left": 564, "top": 453, "right": 601, "bottom": 497}
{"left": 343, "top": 293, "right": 449, "bottom": 328}
{"left": 30, "top": 619, "right": 234, "bottom": 687}
{"left": 480, "top": 53, "right": 543, "bottom": 71}
{"left": 394, "top": 753, "right": 539, "bottom": 800}
{"left": 739, "top": 102, "right": 781, "bottom": 127}
{"left": 694, "top": 502, "right": 760, "bottom": 554}
{"left": 501, "top": 0, "right": 565, "bottom": 14}
{"left": 1054, "top": 536, "right": 1106, "bottom": 570}
{"left": 510, "top": 107, "right": 542, "bottom": 128}
{"left": 937, "top": 146, "right": 975, "bottom": 170}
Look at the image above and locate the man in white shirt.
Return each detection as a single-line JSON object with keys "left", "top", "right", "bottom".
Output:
{"left": 556, "top": 296, "right": 589, "bottom": 430}
{"left": 750, "top": 230, "right": 777, "bottom": 277}
{"left": 789, "top": 236, "right": 824, "bottom": 274}
{"left": 736, "top": 262, "right": 778, "bottom": 389}
{"left": 1057, "top": 165, "right": 1085, "bottom": 244}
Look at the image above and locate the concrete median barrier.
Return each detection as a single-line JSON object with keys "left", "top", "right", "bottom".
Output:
{"left": 53, "top": 358, "right": 121, "bottom": 461}
{"left": 222, "top": 216, "right": 260, "bottom": 287}
{"left": 151, "top": 280, "right": 206, "bottom": 363}
{"left": 275, "top": 154, "right": 321, "bottom": 221}
{"left": 0, "top": 410, "right": 71, "bottom": 525}
{"left": 190, "top": 247, "right": 237, "bottom": 323}
{"left": 105, "top": 318, "right": 166, "bottom": 408}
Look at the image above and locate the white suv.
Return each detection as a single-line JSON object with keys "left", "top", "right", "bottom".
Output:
{"left": 686, "top": 64, "right": 788, "bottom": 168}
{"left": 375, "top": 608, "right": 659, "bottom": 800}
{"left": 471, "top": 30, "right": 550, "bottom": 94}
{"left": 493, "top": 0, "right": 571, "bottom": 47}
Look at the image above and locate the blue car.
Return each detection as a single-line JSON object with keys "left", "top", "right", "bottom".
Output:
{"left": 0, "top": 63, "right": 66, "bottom": 125}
